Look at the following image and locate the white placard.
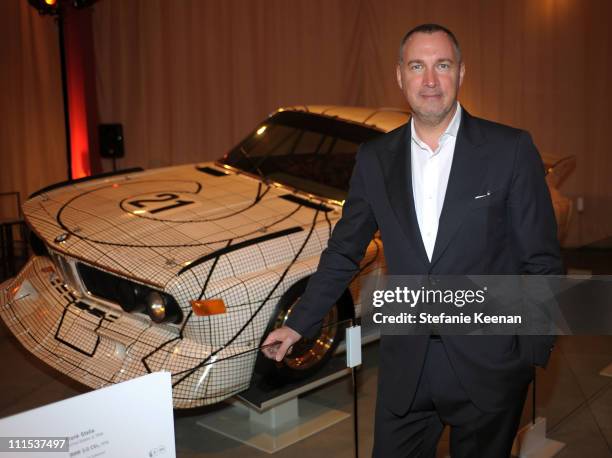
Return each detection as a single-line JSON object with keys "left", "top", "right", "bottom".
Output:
{"left": 345, "top": 325, "right": 362, "bottom": 368}
{"left": 0, "top": 372, "right": 176, "bottom": 458}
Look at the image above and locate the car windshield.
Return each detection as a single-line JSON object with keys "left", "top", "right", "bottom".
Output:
{"left": 218, "top": 111, "right": 383, "bottom": 201}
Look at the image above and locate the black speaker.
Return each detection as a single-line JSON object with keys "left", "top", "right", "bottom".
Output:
{"left": 99, "top": 124, "right": 124, "bottom": 159}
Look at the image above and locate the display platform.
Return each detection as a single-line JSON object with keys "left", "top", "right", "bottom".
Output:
{"left": 196, "top": 396, "right": 349, "bottom": 454}
{"left": 238, "top": 349, "right": 351, "bottom": 411}
{"left": 197, "top": 346, "right": 358, "bottom": 453}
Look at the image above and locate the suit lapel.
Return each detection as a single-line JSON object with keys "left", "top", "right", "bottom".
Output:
{"left": 378, "top": 122, "right": 430, "bottom": 269}
{"left": 429, "top": 109, "right": 487, "bottom": 268}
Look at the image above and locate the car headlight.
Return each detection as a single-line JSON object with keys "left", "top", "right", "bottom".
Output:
{"left": 146, "top": 291, "right": 167, "bottom": 323}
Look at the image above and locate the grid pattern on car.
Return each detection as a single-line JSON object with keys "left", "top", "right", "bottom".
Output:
{"left": 23, "top": 165, "right": 324, "bottom": 285}
{"left": 0, "top": 257, "right": 280, "bottom": 407}
{"left": 3, "top": 163, "right": 385, "bottom": 408}
{"left": 157, "top": 206, "right": 330, "bottom": 404}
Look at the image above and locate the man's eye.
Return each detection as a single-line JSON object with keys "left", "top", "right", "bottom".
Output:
{"left": 437, "top": 63, "right": 450, "bottom": 70}
{"left": 410, "top": 64, "right": 423, "bottom": 71}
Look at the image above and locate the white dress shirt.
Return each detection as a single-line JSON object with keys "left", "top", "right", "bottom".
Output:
{"left": 411, "top": 103, "right": 462, "bottom": 261}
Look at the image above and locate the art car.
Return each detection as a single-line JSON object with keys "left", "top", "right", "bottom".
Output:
{"left": 0, "top": 106, "right": 573, "bottom": 408}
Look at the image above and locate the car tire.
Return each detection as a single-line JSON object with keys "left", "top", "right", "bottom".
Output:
{"left": 259, "top": 278, "right": 353, "bottom": 381}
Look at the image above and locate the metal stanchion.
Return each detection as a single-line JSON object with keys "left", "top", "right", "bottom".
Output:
{"left": 352, "top": 364, "right": 359, "bottom": 458}
{"left": 532, "top": 370, "right": 536, "bottom": 425}
{"left": 512, "top": 366, "right": 565, "bottom": 457}
{"left": 346, "top": 320, "right": 362, "bottom": 458}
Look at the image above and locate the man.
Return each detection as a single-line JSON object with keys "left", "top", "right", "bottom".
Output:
{"left": 262, "top": 23, "right": 562, "bottom": 457}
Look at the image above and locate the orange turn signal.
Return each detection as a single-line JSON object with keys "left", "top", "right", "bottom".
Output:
{"left": 9, "top": 283, "right": 21, "bottom": 300}
{"left": 190, "top": 299, "right": 226, "bottom": 316}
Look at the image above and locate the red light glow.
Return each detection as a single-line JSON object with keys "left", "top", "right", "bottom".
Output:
{"left": 63, "top": 8, "right": 94, "bottom": 180}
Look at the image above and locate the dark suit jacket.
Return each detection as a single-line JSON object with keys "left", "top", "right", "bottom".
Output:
{"left": 285, "top": 108, "right": 563, "bottom": 416}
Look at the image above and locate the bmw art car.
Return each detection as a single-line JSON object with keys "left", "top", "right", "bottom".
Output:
{"left": 0, "top": 106, "right": 573, "bottom": 408}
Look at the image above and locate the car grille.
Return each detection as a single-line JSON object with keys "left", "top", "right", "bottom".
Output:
{"left": 76, "top": 262, "right": 183, "bottom": 324}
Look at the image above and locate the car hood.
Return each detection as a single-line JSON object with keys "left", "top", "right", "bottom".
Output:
{"left": 24, "top": 163, "right": 333, "bottom": 288}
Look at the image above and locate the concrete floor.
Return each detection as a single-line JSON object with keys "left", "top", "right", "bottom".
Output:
{"left": 0, "top": 317, "right": 610, "bottom": 457}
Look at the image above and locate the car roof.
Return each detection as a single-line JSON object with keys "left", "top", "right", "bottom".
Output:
{"left": 278, "top": 105, "right": 572, "bottom": 171}
{"left": 278, "top": 105, "right": 410, "bottom": 133}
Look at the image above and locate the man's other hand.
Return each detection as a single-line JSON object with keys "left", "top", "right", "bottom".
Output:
{"left": 261, "top": 326, "right": 302, "bottom": 362}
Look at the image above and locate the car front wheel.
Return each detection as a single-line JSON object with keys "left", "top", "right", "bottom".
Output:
{"left": 273, "top": 292, "right": 341, "bottom": 379}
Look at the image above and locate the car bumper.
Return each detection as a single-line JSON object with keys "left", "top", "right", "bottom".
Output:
{"left": 0, "top": 256, "right": 254, "bottom": 409}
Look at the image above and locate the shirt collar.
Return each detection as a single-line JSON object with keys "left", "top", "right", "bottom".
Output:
{"left": 411, "top": 102, "right": 462, "bottom": 150}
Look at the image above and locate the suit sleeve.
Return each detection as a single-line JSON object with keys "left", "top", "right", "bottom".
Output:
{"left": 509, "top": 131, "right": 564, "bottom": 367}
{"left": 508, "top": 131, "right": 564, "bottom": 275}
{"left": 284, "top": 148, "right": 378, "bottom": 338}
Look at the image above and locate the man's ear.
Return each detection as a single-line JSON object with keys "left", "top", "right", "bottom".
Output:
{"left": 396, "top": 64, "right": 403, "bottom": 90}
{"left": 459, "top": 62, "right": 465, "bottom": 87}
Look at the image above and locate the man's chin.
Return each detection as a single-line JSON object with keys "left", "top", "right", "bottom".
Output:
{"left": 412, "top": 105, "right": 454, "bottom": 126}
{"left": 414, "top": 111, "right": 447, "bottom": 126}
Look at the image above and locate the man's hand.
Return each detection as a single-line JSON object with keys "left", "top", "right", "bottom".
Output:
{"left": 261, "top": 326, "right": 302, "bottom": 362}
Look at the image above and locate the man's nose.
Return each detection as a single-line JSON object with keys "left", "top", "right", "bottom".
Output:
{"left": 423, "top": 68, "right": 437, "bottom": 87}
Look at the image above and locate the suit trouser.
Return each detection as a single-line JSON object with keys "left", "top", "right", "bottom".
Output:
{"left": 372, "top": 339, "right": 529, "bottom": 458}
